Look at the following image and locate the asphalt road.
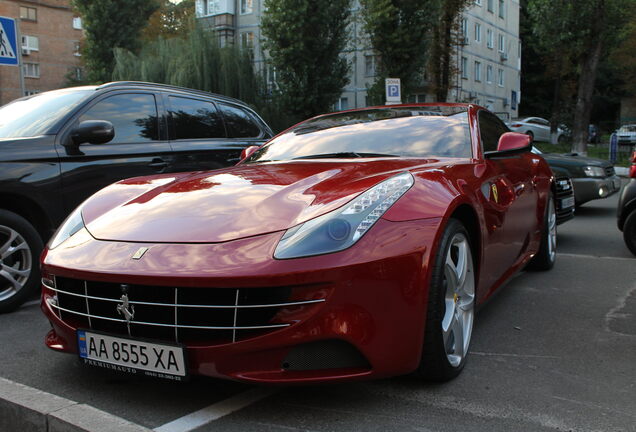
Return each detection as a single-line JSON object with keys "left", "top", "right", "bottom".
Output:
{"left": 1, "top": 189, "right": 635, "bottom": 432}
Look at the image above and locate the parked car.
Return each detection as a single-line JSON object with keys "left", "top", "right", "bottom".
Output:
{"left": 616, "top": 124, "right": 636, "bottom": 146}
{"left": 617, "top": 151, "right": 636, "bottom": 255}
{"left": 507, "top": 117, "right": 567, "bottom": 143}
{"left": 0, "top": 81, "right": 273, "bottom": 312}
{"left": 551, "top": 167, "right": 575, "bottom": 224}
{"left": 41, "top": 104, "right": 558, "bottom": 384}
{"left": 532, "top": 147, "right": 621, "bottom": 206}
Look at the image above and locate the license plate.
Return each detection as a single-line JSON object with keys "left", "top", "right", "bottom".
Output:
{"left": 77, "top": 330, "right": 187, "bottom": 381}
{"left": 560, "top": 196, "right": 575, "bottom": 209}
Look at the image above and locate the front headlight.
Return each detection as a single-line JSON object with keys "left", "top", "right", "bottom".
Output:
{"left": 48, "top": 206, "right": 85, "bottom": 249}
{"left": 274, "top": 172, "right": 414, "bottom": 259}
{"left": 583, "top": 166, "right": 605, "bottom": 177}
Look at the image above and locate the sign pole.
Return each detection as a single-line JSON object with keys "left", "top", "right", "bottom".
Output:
{"left": 16, "top": 20, "right": 24, "bottom": 97}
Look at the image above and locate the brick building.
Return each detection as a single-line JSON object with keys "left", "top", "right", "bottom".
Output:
{"left": 0, "top": 0, "right": 82, "bottom": 106}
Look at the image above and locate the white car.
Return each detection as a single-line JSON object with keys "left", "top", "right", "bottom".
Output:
{"left": 616, "top": 124, "right": 636, "bottom": 145}
{"left": 507, "top": 117, "right": 566, "bottom": 143}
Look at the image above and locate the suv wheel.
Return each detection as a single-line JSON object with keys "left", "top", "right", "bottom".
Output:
{"left": 0, "top": 210, "right": 43, "bottom": 313}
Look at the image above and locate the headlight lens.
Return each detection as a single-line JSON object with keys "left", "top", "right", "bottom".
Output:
{"left": 48, "top": 206, "right": 85, "bottom": 249}
{"left": 274, "top": 172, "right": 414, "bottom": 259}
{"left": 583, "top": 166, "right": 605, "bottom": 177}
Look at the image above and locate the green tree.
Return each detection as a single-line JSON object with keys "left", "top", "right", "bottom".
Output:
{"left": 72, "top": 0, "right": 159, "bottom": 83}
{"left": 143, "top": 0, "right": 194, "bottom": 40}
{"left": 429, "top": 0, "right": 470, "bottom": 102}
{"left": 261, "top": 0, "right": 351, "bottom": 122}
{"left": 360, "top": 0, "right": 438, "bottom": 104}
{"left": 528, "top": 0, "right": 630, "bottom": 153}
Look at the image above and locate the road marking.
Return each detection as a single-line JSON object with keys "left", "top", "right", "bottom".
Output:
{"left": 559, "top": 253, "right": 635, "bottom": 262}
{"left": 470, "top": 351, "right": 560, "bottom": 359}
{"left": 153, "top": 387, "right": 279, "bottom": 432}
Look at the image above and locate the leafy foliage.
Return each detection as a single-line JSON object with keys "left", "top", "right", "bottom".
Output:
{"left": 72, "top": 0, "right": 159, "bottom": 83}
{"left": 143, "top": 0, "right": 195, "bottom": 40}
{"left": 261, "top": 0, "right": 351, "bottom": 122}
{"left": 360, "top": 0, "right": 439, "bottom": 104}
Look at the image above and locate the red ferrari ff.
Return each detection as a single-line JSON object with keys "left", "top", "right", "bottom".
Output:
{"left": 41, "top": 104, "right": 557, "bottom": 384}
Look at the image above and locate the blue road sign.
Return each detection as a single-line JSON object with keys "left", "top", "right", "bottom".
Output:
{"left": 388, "top": 85, "right": 400, "bottom": 98}
{"left": 0, "top": 16, "right": 19, "bottom": 66}
{"left": 610, "top": 133, "right": 618, "bottom": 164}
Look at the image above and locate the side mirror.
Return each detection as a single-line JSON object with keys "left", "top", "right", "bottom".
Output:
{"left": 486, "top": 132, "right": 531, "bottom": 158}
{"left": 240, "top": 145, "right": 260, "bottom": 162}
{"left": 70, "top": 120, "right": 115, "bottom": 146}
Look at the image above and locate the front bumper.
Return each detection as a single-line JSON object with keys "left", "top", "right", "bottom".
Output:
{"left": 572, "top": 175, "right": 621, "bottom": 205}
{"left": 41, "top": 218, "right": 442, "bottom": 384}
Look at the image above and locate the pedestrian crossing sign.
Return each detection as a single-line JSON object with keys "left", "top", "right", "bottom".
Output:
{"left": 0, "top": 16, "right": 19, "bottom": 66}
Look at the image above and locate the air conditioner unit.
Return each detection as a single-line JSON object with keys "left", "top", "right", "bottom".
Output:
{"left": 468, "top": 91, "right": 477, "bottom": 99}
{"left": 461, "top": 36, "right": 469, "bottom": 45}
{"left": 503, "top": 98, "right": 509, "bottom": 107}
{"left": 500, "top": 52, "right": 508, "bottom": 61}
{"left": 22, "top": 48, "right": 30, "bottom": 56}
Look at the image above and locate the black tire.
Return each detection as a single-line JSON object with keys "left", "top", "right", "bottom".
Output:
{"left": 0, "top": 210, "right": 43, "bottom": 313}
{"left": 414, "top": 219, "right": 476, "bottom": 382}
{"left": 623, "top": 211, "right": 636, "bottom": 256}
{"left": 527, "top": 192, "right": 557, "bottom": 271}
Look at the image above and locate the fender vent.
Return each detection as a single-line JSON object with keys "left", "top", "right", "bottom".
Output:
{"left": 282, "top": 340, "right": 371, "bottom": 371}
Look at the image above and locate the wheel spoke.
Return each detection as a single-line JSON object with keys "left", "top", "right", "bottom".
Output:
{"left": 0, "top": 268, "right": 22, "bottom": 291}
{"left": 452, "top": 311, "right": 465, "bottom": 359}
{"left": 1, "top": 263, "right": 30, "bottom": 279}
{"left": 1, "top": 239, "right": 29, "bottom": 260}
{"left": 0, "top": 229, "right": 18, "bottom": 258}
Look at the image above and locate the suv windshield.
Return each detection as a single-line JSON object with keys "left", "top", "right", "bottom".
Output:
{"left": 0, "top": 89, "right": 93, "bottom": 138}
{"left": 246, "top": 106, "right": 471, "bottom": 163}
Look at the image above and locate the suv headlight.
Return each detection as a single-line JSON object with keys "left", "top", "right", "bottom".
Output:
{"left": 583, "top": 166, "right": 605, "bottom": 177}
{"left": 48, "top": 206, "right": 85, "bottom": 249}
{"left": 274, "top": 172, "right": 414, "bottom": 259}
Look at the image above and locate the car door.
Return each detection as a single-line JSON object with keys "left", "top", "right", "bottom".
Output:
{"left": 56, "top": 91, "right": 174, "bottom": 214}
{"left": 477, "top": 110, "right": 538, "bottom": 299}
{"left": 165, "top": 94, "right": 270, "bottom": 172}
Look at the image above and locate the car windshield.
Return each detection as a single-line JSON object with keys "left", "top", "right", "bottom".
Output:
{"left": 0, "top": 88, "right": 93, "bottom": 138}
{"left": 619, "top": 125, "right": 636, "bottom": 132}
{"left": 246, "top": 106, "right": 471, "bottom": 163}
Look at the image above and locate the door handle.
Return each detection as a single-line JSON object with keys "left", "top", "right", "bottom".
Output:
{"left": 148, "top": 158, "right": 168, "bottom": 169}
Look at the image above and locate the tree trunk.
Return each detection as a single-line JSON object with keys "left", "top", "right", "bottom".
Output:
{"left": 571, "top": 37, "right": 603, "bottom": 155}
{"left": 550, "top": 76, "right": 561, "bottom": 145}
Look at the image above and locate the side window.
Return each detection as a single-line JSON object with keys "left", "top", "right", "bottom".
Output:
{"left": 79, "top": 93, "right": 159, "bottom": 143}
{"left": 218, "top": 103, "right": 262, "bottom": 138}
{"left": 168, "top": 96, "right": 225, "bottom": 140}
{"left": 479, "top": 110, "right": 509, "bottom": 153}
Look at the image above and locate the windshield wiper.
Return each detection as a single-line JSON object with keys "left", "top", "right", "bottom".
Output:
{"left": 292, "top": 152, "right": 399, "bottom": 160}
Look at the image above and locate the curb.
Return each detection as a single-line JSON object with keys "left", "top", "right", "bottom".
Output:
{"left": 0, "top": 377, "right": 151, "bottom": 432}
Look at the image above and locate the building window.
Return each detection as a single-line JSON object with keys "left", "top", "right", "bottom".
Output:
{"left": 74, "top": 67, "right": 83, "bottom": 81}
{"left": 24, "top": 90, "right": 39, "bottom": 96}
{"left": 335, "top": 97, "right": 349, "bottom": 111}
{"left": 240, "top": 32, "right": 254, "bottom": 49}
{"left": 23, "top": 63, "right": 39, "bottom": 78}
{"left": 475, "top": 0, "right": 482, "bottom": 5}
{"left": 474, "top": 23, "right": 481, "bottom": 43}
{"left": 499, "top": 0, "right": 505, "bottom": 18}
{"left": 487, "top": 0, "right": 494, "bottom": 12}
{"left": 461, "top": 56, "right": 468, "bottom": 79}
{"left": 73, "top": 17, "right": 82, "bottom": 30}
{"left": 498, "top": 68, "right": 504, "bottom": 86}
{"left": 365, "top": 55, "right": 377, "bottom": 77}
{"left": 474, "top": 61, "right": 481, "bottom": 82}
{"left": 486, "top": 64, "right": 493, "bottom": 83}
{"left": 21, "top": 35, "right": 39, "bottom": 52}
{"left": 487, "top": 29, "right": 494, "bottom": 49}
{"left": 461, "top": 18, "right": 468, "bottom": 43}
{"left": 20, "top": 6, "right": 37, "bottom": 21}
{"left": 240, "top": 0, "right": 253, "bottom": 14}
{"left": 498, "top": 34, "right": 505, "bottom": 53}
{"left": 73, "top": 41, "right": 81, "bottom": 56}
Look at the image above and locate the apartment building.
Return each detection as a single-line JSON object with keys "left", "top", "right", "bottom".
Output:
{"left": 0, "top": 0, "right": 82, "bottom": 106}
{"left": 195, "top": 0, "right": 521, "bottom": 118}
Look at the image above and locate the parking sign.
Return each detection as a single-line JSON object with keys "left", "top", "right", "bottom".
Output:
{"left": 385, "top": 78, "right": 401, "bottom": 105}
{"left": 0, "top": 16, "right": 19, "bottom": 66}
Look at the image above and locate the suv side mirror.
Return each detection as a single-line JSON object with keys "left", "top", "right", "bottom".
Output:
{"left": 485, "top": 132, "right": 531, "bottom": 158}
{"left": 70, "top": 120, "right": 115, "bottom": 146}
{"left": 240, "top": 145, "right": 260, "bottom": 162}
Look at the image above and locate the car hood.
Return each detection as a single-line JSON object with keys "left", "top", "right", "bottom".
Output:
{"left": 81, "top": 159, "right": 436, "bottom": 243}
{"left": 540, "top": 152, "right": 611, "bottom": 168}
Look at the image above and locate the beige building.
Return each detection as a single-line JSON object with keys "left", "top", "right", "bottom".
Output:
{"left": 195, "top": 0, "right": 521, "bottom": 118}
{"left": 0, "top": 0, "right": 83, "bottom": 106}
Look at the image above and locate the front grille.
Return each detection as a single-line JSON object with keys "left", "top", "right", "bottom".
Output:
{"left": 554, "top": 175, "right": 575, "bottom": 224}
{"left": 605, "top": 166, "right": 615, "bottom": 177}
{"left": 47, "top": 277, "right": 325, "bottom": 344}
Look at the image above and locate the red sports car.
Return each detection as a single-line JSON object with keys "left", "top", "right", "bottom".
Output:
{"left": 41, "top": 104, "right": 557, "bottom": 384}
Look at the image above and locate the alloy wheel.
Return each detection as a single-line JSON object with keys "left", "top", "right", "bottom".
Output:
{"left": 547, "top": 199, "right": 557, "bottom": 262}
{"left": 0, "top": 225, "right": 32, "bottom": 302}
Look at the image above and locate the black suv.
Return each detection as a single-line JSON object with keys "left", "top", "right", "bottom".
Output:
{"left": 0, "top": 81, "right": 273, "bottom": 312}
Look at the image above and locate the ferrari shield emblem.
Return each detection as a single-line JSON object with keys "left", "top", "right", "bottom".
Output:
{"left": 491, "top": 184, "right": 499, "bottom": 203}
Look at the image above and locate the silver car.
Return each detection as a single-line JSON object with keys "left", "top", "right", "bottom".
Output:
{"left": 507, "top": 117, "right": 567, "bottom": 143}
{"left": 616, "top": 124, "right": 636, "bottom": 145}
